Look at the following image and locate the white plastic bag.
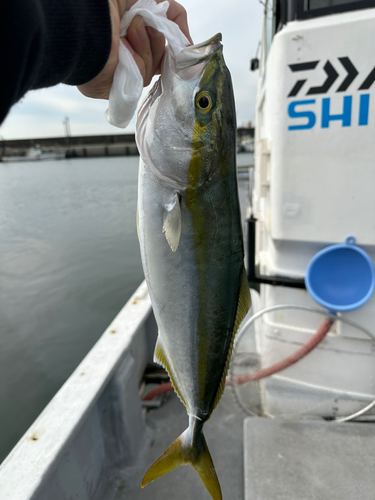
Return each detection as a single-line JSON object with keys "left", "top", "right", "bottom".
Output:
{"left": 106, "top": 0, "right": 189, "bottom": 128}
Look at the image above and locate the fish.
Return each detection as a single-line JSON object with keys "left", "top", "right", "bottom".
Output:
{"left": 136, "top": 33, "right": 251, "bottom": 500}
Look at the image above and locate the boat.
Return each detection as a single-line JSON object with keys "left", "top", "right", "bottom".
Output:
{"left": 1, "top": 144, "right": 66, "bottom": 162}
{"left": 1, "top": 0, "right": 375, "bottom": 498}
{"left": 249, "top": 0, "right": 375, "bottom": 422}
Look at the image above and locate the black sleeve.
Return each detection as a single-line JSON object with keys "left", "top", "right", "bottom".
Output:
{"left": 0, "top": 0, "right": 112, "bottom": 125}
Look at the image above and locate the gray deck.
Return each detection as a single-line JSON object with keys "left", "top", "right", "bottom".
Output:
{"left": 244, "top": 418, "right": 375, "bottom": 500}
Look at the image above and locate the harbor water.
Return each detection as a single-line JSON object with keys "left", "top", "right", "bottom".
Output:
{"left": 0, "top": 152, "right": 253, "bottom": 463}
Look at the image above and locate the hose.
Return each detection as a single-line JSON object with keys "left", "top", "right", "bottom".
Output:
{"left": 229, "top": 304, "right": 375, "bottom": 421}
{"left": 142, "top": 381, "right": 172, "bottom": 401}
{"left": 336, "top": 399, "right": 375, "bottom": 423}
{"left": 228, "top": 317, "right": 334, "bottom": 385}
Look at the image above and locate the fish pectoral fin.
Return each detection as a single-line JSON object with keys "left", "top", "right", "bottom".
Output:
{"left": 162, "top": 193, "right": 181, "bottom": 252}
{"left": 142, "top": 427, "right": 222, "bottom": 500}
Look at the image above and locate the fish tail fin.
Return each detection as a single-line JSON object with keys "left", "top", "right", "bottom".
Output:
{"left": 191, "top": 432, "right": 222, "bottom": 500}
{"left": 141, "top": 432, "right": 184, "bottom": 486}
{"left": 141, "top": 425, "right": 222, "bottom": 500}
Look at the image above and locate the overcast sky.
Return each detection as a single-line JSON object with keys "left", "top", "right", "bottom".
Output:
{"left": 0, "top": 0, "right": 263, "bottom": 140}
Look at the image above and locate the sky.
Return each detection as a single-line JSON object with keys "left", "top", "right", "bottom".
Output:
{"left": 0, "top": 0, "right": 263, "bottom": 140}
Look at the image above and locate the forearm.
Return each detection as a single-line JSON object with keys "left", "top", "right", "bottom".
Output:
{"left": 0, "top": 0, "right": 112, "bottom": 124}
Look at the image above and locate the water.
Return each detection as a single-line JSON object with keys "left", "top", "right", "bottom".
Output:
{"left": 0, "top": 152, "right": 253, "bottom": 463}
{"left": 0, "top": 156, "right": 143, "bottom": 463}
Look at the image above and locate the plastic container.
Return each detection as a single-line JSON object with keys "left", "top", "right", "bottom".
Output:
{"left": 305, "top": 236, "right": 375, "bottom": 312}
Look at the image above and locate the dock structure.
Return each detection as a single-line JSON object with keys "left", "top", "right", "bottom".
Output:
{"left": 0, "top": 134, "right": 139, "bottom": 159}
{"left": 0, "top": 127, "right": 255, "bottom": 159}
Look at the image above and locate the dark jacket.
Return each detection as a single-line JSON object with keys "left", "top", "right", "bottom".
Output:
{"left": 0, "top": 0, "right": 112, "bottom": 124}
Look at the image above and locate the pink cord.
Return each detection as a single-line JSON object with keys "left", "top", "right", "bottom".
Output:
{"left": 142, "top": 381, "right": 173, "bottom": 401}
{"left": 228, "top": 317, "right": 334, "bottom": 385}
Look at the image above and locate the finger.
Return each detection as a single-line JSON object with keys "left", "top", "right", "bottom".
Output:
{"left": 126, "top": 15, "right": 153, "bottom": 85}
{"left": 146, "top": 26, "right": 165, "bottom": 77}
{"left": 156, "top": 0, "right": 193, "bottom": 44}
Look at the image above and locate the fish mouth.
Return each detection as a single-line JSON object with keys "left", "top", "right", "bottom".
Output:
{"left": 191, "top": 33, "right": 222, "bottom": 49}
{"left": 176, "top": 33, "right": 222, "bottom": 69}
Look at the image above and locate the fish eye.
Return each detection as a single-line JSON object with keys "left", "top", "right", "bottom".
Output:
{"left": 196, "top": 92, "right": 212, "bottom": 112}
{"left": 198, "top": 96, "right": 209, "bottom": 108}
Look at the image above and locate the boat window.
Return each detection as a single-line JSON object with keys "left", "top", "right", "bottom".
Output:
{"left": 308, "top": 0, "right": 363, "bottom": 8}
{"left": 274, "top": 0, "right": 286, "bottom": 32}
{"left": 295, "top": 0, "right": 375, "bottom": 19}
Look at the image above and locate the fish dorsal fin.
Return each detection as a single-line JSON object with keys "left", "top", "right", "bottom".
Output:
{"left": 162, "top": 193, "right": 181, "bottom": 252}
{"left": 154, "top": 337, "right": 187, "bottom": 407}
{"left": 213, "top": 268, "right": 251, "bottom": 410}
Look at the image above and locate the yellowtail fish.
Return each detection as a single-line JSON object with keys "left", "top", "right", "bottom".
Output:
{"left": 136, "top": 33, "right": 250, "bottom": 500}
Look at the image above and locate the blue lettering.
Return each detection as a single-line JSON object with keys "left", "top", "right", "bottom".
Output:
{"left": 321, "top": 96, "right": 352, "bottom": 128}
{"left": 359, "top": 94, "right": 370, "bottom": 126}
{"left": 288, "top": 100, "right": 316, "bottom": 130}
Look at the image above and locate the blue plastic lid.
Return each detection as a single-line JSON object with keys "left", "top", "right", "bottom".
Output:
{"left": 305, "top": 236, "right": 375, "bottom": 312}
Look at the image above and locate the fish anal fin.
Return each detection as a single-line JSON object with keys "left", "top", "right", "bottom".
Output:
{"left": 213, "top": 268, "right": 251, "bottom": 410}
{"left": 142, "top": 426, "right": 222, "bottom": 500}
{"left": 154, "top": 338, "right": 187, "bottom": 407}
{"left": 162, "top": 193, "right": 181, "bottom": 252}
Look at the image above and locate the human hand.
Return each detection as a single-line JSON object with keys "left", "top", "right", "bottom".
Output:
{"left": 78, "top": 0, "right": 192, "bottom": 99}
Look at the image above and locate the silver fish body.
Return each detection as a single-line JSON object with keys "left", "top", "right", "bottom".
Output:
{"left": 137, "top": 34, "right": 250, "bottom": 499}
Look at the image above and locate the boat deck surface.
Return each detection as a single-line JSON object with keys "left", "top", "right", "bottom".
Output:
{"left": 244, "top": 418, "right": 375, "bottom": 500}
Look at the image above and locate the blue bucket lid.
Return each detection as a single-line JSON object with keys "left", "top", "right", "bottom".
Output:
{"left": 305, "top": 236, "right": 375, "bottom": 312}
